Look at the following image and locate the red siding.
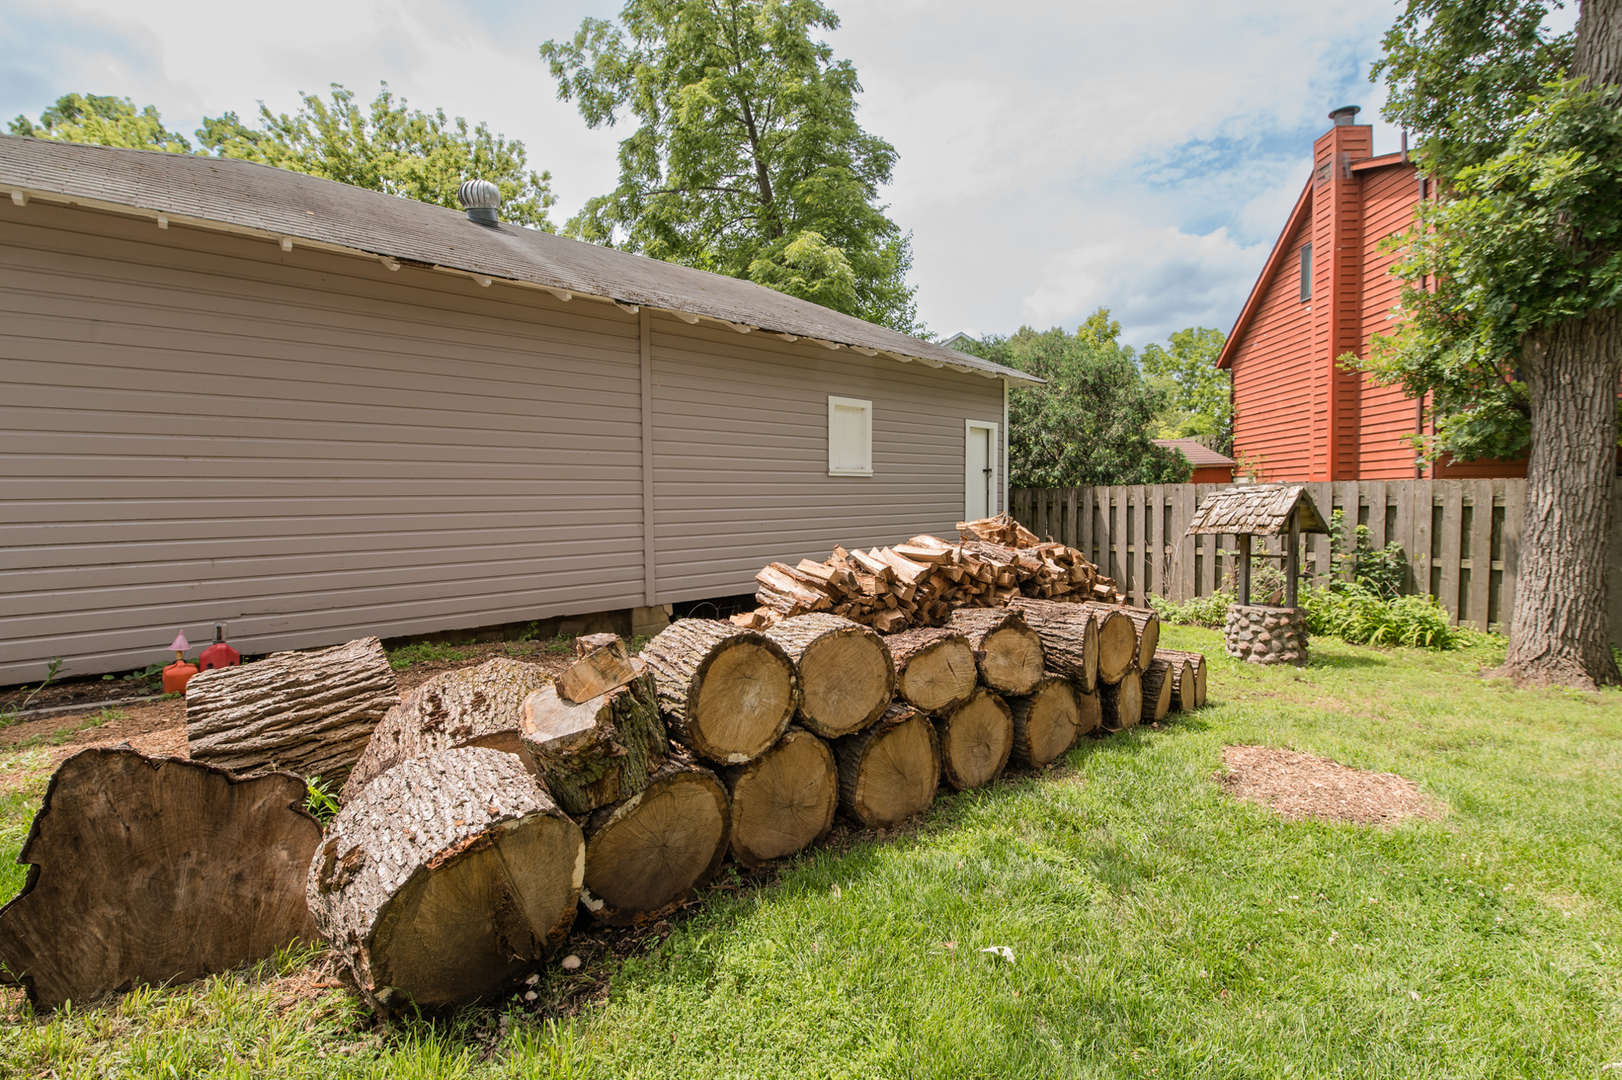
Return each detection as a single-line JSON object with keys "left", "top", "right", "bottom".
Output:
{"left": 1229, "top": 212, "right": 1315, "bottom": 480}
{"left": 1190, "top": 465, "right": 1236, "bottom": 485}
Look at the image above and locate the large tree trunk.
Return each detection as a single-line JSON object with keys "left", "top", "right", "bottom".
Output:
{"left": 766, "top": 613, "right": 895, "bottom": 737}
{"left": 1504, "top": 301, "right": 1622, "bottom": 687}
{"left": 945, "top": 608, "right": 1045, "bottom": 695}
{"left": 933, "top": 687, "right": 1014, "bottom": 791}
{"left": 640, "top": 620, "right": 799, "bottom": 764}
{"left": 0, "top": 749, "right": 321, "bottom": 1012}
{"left": 519, "top": 671, "right": 667, "bottom": 816}
{"left": 307, "top": 747, "right": 583, "bottom": 1015}
{"left": 1007, "top": 598, "right": 1100, "bottom": 691}
{"left": 833, "top": 704, "right": 940, "bottom": 828}
{"left": 1006, "top": 676, "right": 1081, "bottom": 768}
{"left": 721, "top": 727, "right": 838, "bottom": 867}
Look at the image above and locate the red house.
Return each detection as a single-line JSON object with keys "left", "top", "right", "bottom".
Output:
{"left": 1216, "top": 106, "right": 1523, "bottom": 482}
{"left": 1154, "top": 438, "right": 1237, "bottom": 485}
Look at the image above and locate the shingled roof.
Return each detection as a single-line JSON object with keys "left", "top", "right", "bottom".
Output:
{"left": 1184, "top": 484, "right": 1329, "bottom": 536}
{"left": 0, "top": 135, "right": 1038, "bottom": 386}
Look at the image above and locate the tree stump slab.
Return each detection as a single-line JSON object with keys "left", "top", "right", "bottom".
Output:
{"left": 885, "top": 628, "right": 978, "bottom": 713}
{"left": 519, "top": 669, "right": 666, "bottom": 817}
{"left": 946, "top": 609, "right": 1045, "bottom": 695}
{"left": 1007, "top": 599, "right": 1100, "bottom": 692}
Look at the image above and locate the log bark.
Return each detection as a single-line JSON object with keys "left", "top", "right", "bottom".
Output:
{"left": 186, "top": 637, "right": 398, "bottom": 786}
{"left": 558, "top": 638, "right": 638, "bottom": 702}
{"left": 1079, "top": 604, "right": 1159, "bottom": 670}
{"left": 934, "top": 687, "right": 1014, "bottom": 790}
{"left": 1083, "top": 607, "right": 1138, "bottom": 684}
{"left": 518, "top": 670, "right": 666, "bottom": 817}
{"left": 1155, "top": 651, "right": 1195, "bottom": 711}
{"left": 945, "top": 608, "right": 1045, "bottom": 695}
{"left": 720, "top": 727, "right": 838, "bottom": 867}
{"left": 340, "top": 657, "right": 551, "bottom": 801}
{"left": 1140, "top": 658, "right": 1174, "bottom": 723}
{"left": 833, "top": 704, "right": 941, "bottom": 829}
{"left": 579, "top": 752, "right": 730, "bottom": 925}
{"left": 1156, "top": 649, "right": 1208, "bottom": 708}
{"left": 1098, "top": 666, "right": 1143, "bottom": 732}
{"left": 308, "top": 747, "right": 582, "bottom": 1014}
{"left": 885, "top": 628, "right": 979, "bottom": 713}
{"left": 1007, "top": 598, "right": 1100, "bottom": 692}
{"left": 1075, "top": 687, "right": 1103, "bottom": 737}
{"left": 0, "top": 749, "right": 321, "bottom": 1012}
{"left": 1007, "top": 676, "right": 1082, "bottom": 768}
{"left": 765, "top": 613, "right": 895, "bottom": 737}
{"left": 640, "top": 620, "right": 799, "bottom": 764}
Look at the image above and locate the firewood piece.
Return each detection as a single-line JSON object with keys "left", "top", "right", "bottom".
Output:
{"left": 340, "top": 658, "right": 550, "bottom": 802}
{"left": 756, "top": 565, "right": 831, "bottom": 611}
{"left": 1099, "top": 667, "right": 1143, "bottom": 732}
{"left": 1140, "top": 658, "right": 1174, "bottom": 722}
{"left": 308, "top": 747, "right": 581, "bottom": 1014}
{"left": 1156, "top": 649, "right": 1209, "bottom": 707}
{"left": 1082, "top": 608, "right": 1138, "bottom": 684}
{"left": 796, "top": 560, "right": 853, "bottom": 589}
{"left": 519, "top": 670, "right": 666, "bottom": 816}
{"left": 731, "top": 607, "right": 778, "bottom": 630}
{"left": 945, "top": 608, "right": 1045, "bottom": 695}
{"left": 834, "top": 704, "right": 941, "bottom": 829}
{"left": 885, "top": 628, "right": 978, "bottom": 714}
{"left": 186, "top": 636, "right": 398, "bottom": 786}
{"left": 848, "top": 548, "right": 894, "bottom": 581}
{"left": 934, "top": 687, "right": 1014, "bottom": 791}
{"left": 1075, "top": 688, "right": 1103, "bottom": 736}
{"left": 1007, "top": 676, "right": 1083, "bottom": 768}
{"left": 0, "top": 749, "right": 321, "bottom": 1012}
{"left": 1006, "top": 598, "right": 1100, "bottom": 693}
{"left": 575, "top": 633, "right": 622, "bottom": 658}
{"left": 878, "top": 547, "right": 932, "bottom": 584}
{"left": 579, "top": 753, "right": 730, "bottom": 925}
{"left": 765, "top": 613, "right": 895, "bottom": 738}
{"left": 558, "top": 639, "right": 637, "bottom": 702}
{"left": 640, "top": 620, "right": 799, "bottom": 765}
{"left": 894, "top": 544, "right": 954, "bottom": 565}
{"left": 1080, "top": 603, "right": 1160, "bottom": 669}
{"left": 721, "top": 727, "right": 838, "bottom": 867}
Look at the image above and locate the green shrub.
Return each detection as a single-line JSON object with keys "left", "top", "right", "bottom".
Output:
{"left": 1301, "top": 583, "right": 1459, "bottom": 649}
{"left": 1149, "top": 591, "right": 1235, "bottom": 628}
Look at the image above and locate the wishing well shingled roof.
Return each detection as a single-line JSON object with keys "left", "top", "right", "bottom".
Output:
{"left": 1184, "top": 485, "right": 1329, "bottom": 536}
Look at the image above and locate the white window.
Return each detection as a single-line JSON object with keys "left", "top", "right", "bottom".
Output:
{"left": 828, "top": 396, "right": 873, "bottom": 476}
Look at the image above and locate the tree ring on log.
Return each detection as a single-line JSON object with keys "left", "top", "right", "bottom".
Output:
{"left": 767, "top": 615, "right": 895, "bottom": 738}
{"left": 1009, "top": 676, "right": 1082, "bottom": 768}
{"left": 723, "top": 728, "right": 838, "bottom": 867}
{"left": 834, "top": 706, "right": 940, "bottom": 829}
{"left": 936, "top": 687, "right": 1014, "bottom": 790}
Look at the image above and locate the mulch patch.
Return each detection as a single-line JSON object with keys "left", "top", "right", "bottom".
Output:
{"left": 1218, "top": 745, "right": 1443, "bottom": 825}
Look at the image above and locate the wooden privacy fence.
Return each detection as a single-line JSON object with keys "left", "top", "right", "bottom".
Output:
{"left": 1012, "top": 479, "right": 1622, "bottom": 636}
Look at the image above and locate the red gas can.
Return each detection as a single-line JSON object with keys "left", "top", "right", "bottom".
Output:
{"left": 162, "top": 631, "right": 199, "bottom": 694}
{"left": 199, "top": 623, "right": 241, "bottom": 670}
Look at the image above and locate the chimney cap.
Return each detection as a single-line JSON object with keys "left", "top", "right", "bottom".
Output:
{"left": 458, "top": 179, "right": 502, "bottom": 225}
{"left": 1329, "top": 105, "right": 1362, "bottom": 126}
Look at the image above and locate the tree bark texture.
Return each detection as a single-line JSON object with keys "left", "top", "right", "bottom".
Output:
{"left": 766, "top": 613, "right": 895, "bottom": 737}
{"left": 721, "top": 727, "right": 838, "bottom": 867}
{"left": 1007, "top": 598, "right": 1100, "bottom": 692}
{"left": 1007, "top": 676, "right": 1082, "bottom": 768}
{"left": 578, "top": 752, "right": 730, "bottom": 926}
{"left": 307, "top": 747, "right": 582, "bottom": 1014}
{"left": 0, "top": 749, "right": 321, "bottom": 1012}
{"left": 1140, "top": 658, "right": 1174, "bottom": 723}
{"left": 1080, "top": 607, "right": 1138, "bottom": 684}
{"left": 640, "top": 620, "right": 799, "bottom": 764}
{"left": 340, "top": 657, "right": 551, "bottom": 801}
{"left": 945, "top": 608, "right": 1045, "bottom": 695}
{"left": 833, "top": 704, "right": 941, "bottom": 829}
{"left": 1099, "top": 666, "right": 1143, "bottom": 732}
{"left": 519, "top": 670, "right": 666, "bottom": 817}
{"left": 885, "top": 628, "right": 979, "bottom": 713}
{"left": 1075, "top": 687, "right": 1103, "bottom": 737}
{"left": 186, "top": 637, "right": 398, "bottom": 786}
{"left": 933, "top": 687, "right": 1014, "bottom": 790}
{"left": 1506, "top": 307, "right": 1622, "bottom": 687}
{"left": 1080, "top": 604, "right": 1160, "bottom": 670}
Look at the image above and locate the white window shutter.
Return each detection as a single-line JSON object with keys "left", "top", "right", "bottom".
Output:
{"left": 828, "top": 396, "right": 873, "bottom": 476}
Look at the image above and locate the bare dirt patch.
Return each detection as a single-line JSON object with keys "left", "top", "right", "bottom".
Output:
{"left": 1218, "top": 745, "right": 1442, "bottom": 825}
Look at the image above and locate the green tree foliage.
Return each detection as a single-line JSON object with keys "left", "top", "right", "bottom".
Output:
{"left": 9, "top": 93, "right": 193, "bottom": 152}
{"left": 960, "top": 310, "right": 1193, "bottom": 487}
{"left": 1139, "top": 326, "right": 1232, "bottom": 452}
{"left": 198, "top": 84, "right": 556, "bottom": 228}
{"left": 540, "top": 0, "right": 921, "bottom": 333}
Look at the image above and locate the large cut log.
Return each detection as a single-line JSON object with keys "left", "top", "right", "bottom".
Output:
{"left": 766, "top": 614, "right": 894, "bottom": 737}
{"left": 1156, "top": 649, "right": 1209, "bottom": 708}
{"left": 834, "top": 704, "right": 941, "bottom": 829}
{"left": 1140, "top": 658, "right": 1174, "bottom": 722}
{"left": 1081, "top": 604, "right": 1160, "bottom": 669}
{"left": 945, "top": 608, "right": 1045, "bottom": 695}
{"left": 1007, "top": 676, "right": 1083, "bottom": 768}
{"left": 557, "top": 636, "right": 638, "bottom": 702}
{"left": 721, "top": 727, "right": 838, "bottom": 867}
{"left": 640, "top": 620, "right": 799, "bottom": 764}
{"left": 340, "top": 658, "right": 551, "bottom": 801}
{"left": 186, "top": 637, "right": 398, "bottom": 785}
{"left": 934, "top": 687, "right": 1014, "bottom": 790}
{"left": 1007, "top": 598, "right": 1100, "bottom": 692}
{"left": 1099, "top": 666, "right": 1143, "bottom": 732}
{"left": 1075, "top": 687, "right": 1103, "bottom": 738}
{"left": 885, "top": 628, "right": 978, "bottom": 713}
{"left": 518, "top": 670, "right": 666, "bottom": 816}
{"left": 308, "top": 747, "right": 581, "bottom": 1014}
{"left": 0, "top": 749, "right": 320, "bottom": 1011}
{"left": 579, "top": 753, "right": 730, "bottom": 925}
{"left": 1080, "top": 607, "right": 1138, "bottom": 684}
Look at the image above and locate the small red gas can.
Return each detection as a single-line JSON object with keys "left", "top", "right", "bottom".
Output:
{"left": 199, "top": 623, "right": 241, "bottom": 670}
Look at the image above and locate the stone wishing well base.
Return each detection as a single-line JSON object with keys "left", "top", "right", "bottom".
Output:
{"left": 1225, "top": 604, "right": 1308, "bottom": 666}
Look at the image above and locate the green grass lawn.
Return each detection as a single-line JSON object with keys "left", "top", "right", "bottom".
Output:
{"left": 2, "top": 627, "right": 1619, "bottom": 1078}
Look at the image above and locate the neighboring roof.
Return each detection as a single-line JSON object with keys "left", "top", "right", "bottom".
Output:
{"left": 1153, "top": 438, "right": 1236, "bottom": 469}
{"left": 940, "top": 331, "right": 981, "bottom": 351}
{"left": 1183, "top": 484, "right": 1329, "bottom": 536}
{"left": 0, "top": 136, "right": 1039, "bottom": 387}
{"left": 1216, "top": 178, "right": 1312, "bottom": 371}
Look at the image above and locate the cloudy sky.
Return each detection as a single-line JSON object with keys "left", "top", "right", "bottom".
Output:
{"left": 2, "top": 0, "right": 1412, "bottom": 350}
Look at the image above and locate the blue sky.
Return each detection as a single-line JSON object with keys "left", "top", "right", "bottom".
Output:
{"left": 2, "top": 0, "right": 1412, "bottom": 350}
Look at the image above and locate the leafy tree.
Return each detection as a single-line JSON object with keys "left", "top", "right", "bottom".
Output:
{"left": 961, "top": 310, "right": 1193, "bottom": 488}
{"left": 199, "top": 84, "right": 556, "bottom": 228}
{"left": 1365, "top": 0, "right": 1622, "bottom": 687}
{"left": 540, "top": 0, "right": 921, "bottom": 333}
{"left": 9, "top": 93, "right": 193, "bottom": 152}
{"left": 1140, "top": 326, "right": 1231, "bottom": 452}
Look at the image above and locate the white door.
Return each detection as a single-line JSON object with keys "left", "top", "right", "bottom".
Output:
{"left": 965, "top": 421, "right": 997, "bottom": 520}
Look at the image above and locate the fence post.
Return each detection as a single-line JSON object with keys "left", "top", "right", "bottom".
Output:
{"left": 1468, "top": 479, "right": 1493, "bottom": 629}
{"left": 1438, "top": 482, "right": 1464, "bottom": 623}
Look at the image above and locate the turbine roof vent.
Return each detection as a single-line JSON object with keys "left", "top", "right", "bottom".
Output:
{"left": 458, "top": 179, "right": 501, "bottom": 225}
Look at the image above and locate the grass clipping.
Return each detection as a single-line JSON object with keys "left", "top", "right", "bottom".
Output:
{"left": 1219, "top": 745, "right": 1442, "bottom": 825}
